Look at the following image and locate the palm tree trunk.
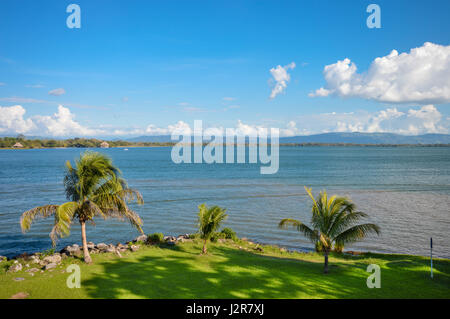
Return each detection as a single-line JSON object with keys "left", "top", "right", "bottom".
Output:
{"left": 202, "top": 239, "right": 207, "bottom": 254}
{"left": 324, "top": 251, "right": 329, "bottom": 274}
{"left": 81, "top": 221, "right": 92, "bottom": 263}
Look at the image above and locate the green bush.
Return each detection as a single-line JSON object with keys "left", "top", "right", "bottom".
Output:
{"left": 220, "top": 227, "right": 237, "bottom": 241}
{"left": 147, "top": 232, "right": 164, "bottom": 244}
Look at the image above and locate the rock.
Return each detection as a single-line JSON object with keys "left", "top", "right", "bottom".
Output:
{"left": 60, "top": 244, "right": 81, "bottom": 256}
{"left": 30, "top": 255, "right": 40, "bottom": 264}
{"left": 115, "top": 250, "right": 123, "bottom": 258}
{"left": 45, "top": 263, "right": 57, "bottom": 271}
{"left": 13, "top": 277, "right": 25, "bottom": 281}
{"left": 130, "top": 245, "right": 139, "bottom": 252}
{"left": 164, "top": 236, "right": 176, "bottom": 242}
{"left": 106, "top": 245, "right": 116, "bottom": 253}
{"left": 8, "top": 262, "right": 22, "bottom": 273}
{"left": 280, "top": 248, "right": 287, "bottom": 252}
{"left": 9, "top": 292, "right": 29, "bottom": 299}
{"left": 96, "top": 243, "right": 108, "bottom": 251}
{"left": 254, "top": 246, "right": 264, "bottom": 253}
{"left": 241, "top": 237, "right": 248, "bottom": 241}
{"left": 87, "top": 242, "right": 95, "bottom": 249}
{"left": 43, "top": 254, "right": 61, "bottom": 265}
{"left": 134, "top": 234, "right": 148, "bottom": 243}
{"left": 26, "top": 268, "right": 40, "bottom": 273}
{"left": 217, "top": 238, "right": 226, "bottom": 243}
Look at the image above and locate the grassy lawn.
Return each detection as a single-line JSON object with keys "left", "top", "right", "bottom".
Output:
{"left": 1, "top": 240, "right": 449, "bottom": 299}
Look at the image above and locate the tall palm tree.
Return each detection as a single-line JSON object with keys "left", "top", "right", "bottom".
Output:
{"left": 20, "top": 151, "right": 144, "bottom": 263}
{"left": 197, "top": 204, "right": 227, "bottom": 254}
{"left": 279, "top": 187, "right": 380, "bottom": 273}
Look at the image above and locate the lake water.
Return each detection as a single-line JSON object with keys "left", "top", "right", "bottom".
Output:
{"left": 0, "top": 146, "right": 449, "bottom": 258}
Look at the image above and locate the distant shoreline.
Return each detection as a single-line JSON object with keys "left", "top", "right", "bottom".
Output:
{"left": 2, "top": 143, "right": 450, "bottom": 150}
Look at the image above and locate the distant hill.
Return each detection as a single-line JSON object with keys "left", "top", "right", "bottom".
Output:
{"left": 279, "top": 133, "right": 450, "bottom": 144}
{"left": 126, "top": 133, "right": 450, "bottom": 144}
{"left": 126, "top": 135, "right": 174, "bottom": 143}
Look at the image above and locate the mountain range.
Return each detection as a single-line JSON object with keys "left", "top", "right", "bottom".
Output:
{"left": 125, "top": 133, "right": 450, "bottom": 144}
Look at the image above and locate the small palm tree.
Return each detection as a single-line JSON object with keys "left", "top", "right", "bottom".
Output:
{"left": 20, "top": 151, "right": 144, "bottom": 263}
{"left": 197, "top": 204, "right": 227, "bottom": 254}
{"left": 279, "top": 187, "right": 380, "bottom": 273}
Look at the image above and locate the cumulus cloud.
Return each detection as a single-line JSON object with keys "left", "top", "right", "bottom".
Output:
{"left": 269, "top": 62, "right": 296, "bottom": 99}
{"left": 0, "top": 105, "right": 35, "bottom": 134}
{"left": 295, "top": 105, "right": 448, "bottom": 135}
{"left": 310, "top": 42, "right": 450, "bottom": 104}
{"left": 48, "top": 88, "right": 66, "bottom": 96}
{"left": 0, "top": 104, "right": 102, "bottom": 137}
{"left": 33, "top": 105, "right": 100, "bottom": 136}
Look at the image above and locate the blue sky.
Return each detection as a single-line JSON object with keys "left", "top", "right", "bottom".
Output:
{"left": 0, "top": 0, "right": 449, "bottom": 137}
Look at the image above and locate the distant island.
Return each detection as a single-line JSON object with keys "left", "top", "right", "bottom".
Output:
{"left": 1, "top": 132, "right": 450, "bottom": 149}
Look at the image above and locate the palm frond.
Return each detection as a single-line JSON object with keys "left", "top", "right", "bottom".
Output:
{"left": 20, "top": 205, "right": 58, "bottom": 232}
{"left": 334, "top": 223, "right": 381, "bottom": 246}
{"left": 279, "top": 218, "right": 318, "bottom": 242}
{"left": 49, "top": 201, "right": 78, "bottom": 245}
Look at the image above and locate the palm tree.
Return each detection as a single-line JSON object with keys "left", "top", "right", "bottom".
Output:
{"left": 279, "top": 187, "right": 380, "bottom": 273}
{"left": 20, "top": 151, "right": 144, "bottom": 263}
{"left": 197, "top": 204, "right": 227, "bottom": 254}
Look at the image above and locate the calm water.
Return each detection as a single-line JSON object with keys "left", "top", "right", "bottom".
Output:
{"left": 0, "top": 146, "right": 449, "bottom": 258}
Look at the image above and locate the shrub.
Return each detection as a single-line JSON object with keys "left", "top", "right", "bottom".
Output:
{"left": 220, "top": 227, "right": 237, "bottom": 241}
{"left": 147, "top": 232, "right": 164, "bottom": 244}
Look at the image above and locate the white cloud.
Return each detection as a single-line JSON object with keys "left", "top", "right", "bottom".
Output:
{"left": 269, "top": 62, "right": 296, "bottom": 99}
{"left": 222, "top": 97, "right": 235, "bottom": 101}
{"left": 293, "top": 105, "right": 448, "bottom": 135}
{"left": 0, "top": 104, "right": 102, "bottom": 137}
{"left": 0, "top": 105, "right": 35, "bottom": 134}
{"left": 310, "top": 42, "right": 450, "bottom": 104}
{"left": 33, "top": 105, "right": 101, "bottom": 136}
{"left": 48, "top": 88, "right": 66, "bottom": 96}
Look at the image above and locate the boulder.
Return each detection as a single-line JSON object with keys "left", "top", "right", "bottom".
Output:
{"left": 134, "top": 234, "right": 148, "bottom": 243}
{"left": 45, "top": 263, "right": 57, "bottom": 271}
{"left": 96, "top": 243, "right": 108, "bottom": 251}
{"left": 105, "top": 245, "right": 116, "bottom": 253}
{"left": 29, "top": 255, "right": 40, "bottom": 264}
{"left": 60, "top": 244, "right": 81, "bottom": 256}
{"left": 87, "top": 242, "right": 95, "bottom": 250}
{"left": 9, "top": 292, "right": 29, "bottom": 299}
{"left": 43, "top": 254, "right": 61, "bottom": 265}
{"left": 130, "top": 245, "right": 139, "bottom": 252}
{"left": 8, "top": 262, "right": 22, "bottom": 273}
{"left": 164, "top": 236, "right": 176, "bottom": 242}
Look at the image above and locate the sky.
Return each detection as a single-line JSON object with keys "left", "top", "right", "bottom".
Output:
{"left": 0, "top": 0, "right": 449, "bottom": 138}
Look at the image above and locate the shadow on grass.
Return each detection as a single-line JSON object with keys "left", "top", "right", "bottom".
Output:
{"left": 83, "top": 245, "right": 389, "bottom": 299}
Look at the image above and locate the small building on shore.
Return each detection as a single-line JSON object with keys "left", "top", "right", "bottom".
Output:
{"left": 13, "top": 142, "right": 23, "bottom": 148}
{"left": 100, "top": 141, "right": 110, "bottom": 148}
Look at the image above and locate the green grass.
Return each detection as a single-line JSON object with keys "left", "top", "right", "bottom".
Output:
{"left": 1, "top": 240, "right": 449, "bottom": 299}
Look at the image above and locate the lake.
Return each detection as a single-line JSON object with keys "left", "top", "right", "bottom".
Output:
{"left": 0, "top": 146, "right": 449, "bottom": 258}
